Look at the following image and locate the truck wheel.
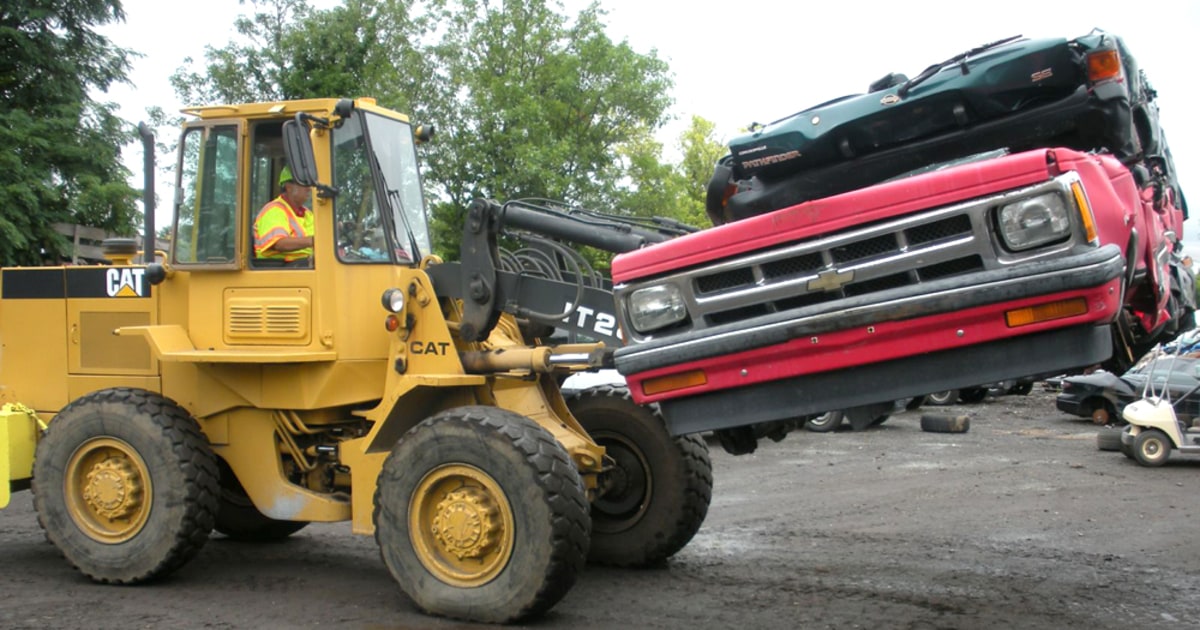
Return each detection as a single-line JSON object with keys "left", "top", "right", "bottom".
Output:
{"left": 804, "top": 410, "right": 844, "bottom": 432}
{"left": 214, "top": 460, "right": 308, "bottom": 541}
{"left": 925, "top": 390, "right": 958, "bottom": 406}
{"left": 958, "top": 387, "right": 989, "bottom": 404}
{"left": 31, "top": 388, "right": 218, "bottom": 583}
{"left": 1132, "top": 429, "right": 1172, "bottom": 467}
{"left": 567, "top": 386, "right": 712, "bottom": 567}
{"left": 373, "top": 406, "right": 590, "bottom": 624}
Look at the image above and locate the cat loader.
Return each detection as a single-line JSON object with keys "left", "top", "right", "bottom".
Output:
{"left": 0, "top": 97, "right": 711, "bottom": 623}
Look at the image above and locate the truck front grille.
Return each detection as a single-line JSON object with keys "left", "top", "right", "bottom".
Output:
{"left": 685, "top": 212, "right": 985, "bottom": 329}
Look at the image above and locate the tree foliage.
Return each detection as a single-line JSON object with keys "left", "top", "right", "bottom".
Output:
{"left": 173, "top": 0, "right": 696, "bottom": 260}
{"left": 0, "top": 0, "right": 140, "bottom": 265}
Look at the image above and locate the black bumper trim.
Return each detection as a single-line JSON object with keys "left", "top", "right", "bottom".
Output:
{"left": 659, "top": 324, "right": 1112, "bottom": 436}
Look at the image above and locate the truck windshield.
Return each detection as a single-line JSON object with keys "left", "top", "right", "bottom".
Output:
{"left": 331, "top": 112, "right": 431, "bottom": 263}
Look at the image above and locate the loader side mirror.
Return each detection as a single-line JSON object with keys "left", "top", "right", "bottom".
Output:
{"left": 283, "top": 118, "right": 318, "bottom": 187}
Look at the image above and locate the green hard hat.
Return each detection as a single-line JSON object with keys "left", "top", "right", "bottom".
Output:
{"left": 279, "top": 165, "right": 295, "bottom": 187}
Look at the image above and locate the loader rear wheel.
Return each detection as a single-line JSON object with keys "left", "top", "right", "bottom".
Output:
{"left": 567, "top": 386, "right": 712, "bottom": 567}
{"left": 32, "top": 388, "right": 218, "bottom": 583}
{"left": 373, "top": 406, "right": 589, "bottom": 624}
{"left": 214, "top": 460, "right": 308, "bottom": 541}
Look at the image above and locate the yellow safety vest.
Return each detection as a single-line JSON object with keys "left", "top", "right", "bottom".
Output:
{"left": 254, "top": 196, "right": 314, "bottom": 261}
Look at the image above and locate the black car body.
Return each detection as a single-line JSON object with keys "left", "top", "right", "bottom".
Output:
{"left": 1057, "top": 355, "right": 1200, "bottom": 424}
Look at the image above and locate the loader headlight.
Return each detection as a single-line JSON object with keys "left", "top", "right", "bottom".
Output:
{"left": 381, "top": 287, "right": 405, "bottom": 313}
{"left": 628, "top": 284, "right": 687, "bottom": 333}
{"left": 997, "top": 192, "right": 1072, "bottom": 251}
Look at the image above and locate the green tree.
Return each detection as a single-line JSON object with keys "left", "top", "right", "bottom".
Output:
{"left": 420, "top": 0, "right": 673, "bottom": 259}
{"left": 617, "top": 115, "right": 726, "bottom": 229}
{"left": 0, "top": 0, "right": 140, "bottom": 265}
{"left": 170, "top": 0, "right": 423, "bottom": 107}
{"left": 172, "top": 0, "right": 675, "bottom": 261}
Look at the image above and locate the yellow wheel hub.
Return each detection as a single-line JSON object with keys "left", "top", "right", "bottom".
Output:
{"left": 410, "top": 464, "right": 514, "bottom": 587}
{"left": 65, "top": 437, "right": 152, "bottom": 543}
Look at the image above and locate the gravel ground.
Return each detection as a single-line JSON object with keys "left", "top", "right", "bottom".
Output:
{"left": 2, "top": 387, "right": 1198, "bottom": 629}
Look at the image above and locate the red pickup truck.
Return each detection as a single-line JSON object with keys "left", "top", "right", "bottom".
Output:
{"left": 612, "top": 143, "right": 1186, "bottom": 440}
{"left": 608, "top": 33, "right": 1192, "bottom": 449}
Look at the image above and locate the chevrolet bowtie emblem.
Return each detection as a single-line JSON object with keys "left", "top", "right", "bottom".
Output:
{"left": 807, "top": 268, "right": 855, "bottom": 292}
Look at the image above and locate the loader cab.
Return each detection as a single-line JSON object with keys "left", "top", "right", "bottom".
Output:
{"left": 172, "top": 100, "right": 432, "bottom": 270}
{"left": 163, "top": 98, "right": 434, "bottom": 360}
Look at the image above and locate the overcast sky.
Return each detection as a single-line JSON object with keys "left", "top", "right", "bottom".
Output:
{"left": 99, "top": 0, "right": 1200, "bottom": 257}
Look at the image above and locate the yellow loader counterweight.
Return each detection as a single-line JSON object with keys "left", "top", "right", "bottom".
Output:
{"left": 0, "top": 97, "right": 712, "bottom": 624}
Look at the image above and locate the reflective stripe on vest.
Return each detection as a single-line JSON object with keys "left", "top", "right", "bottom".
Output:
{"left": 254, "top": 197, "right": 313, "bottom": 261}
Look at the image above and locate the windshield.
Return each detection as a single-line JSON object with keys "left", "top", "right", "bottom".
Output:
{"left": 331, "top": 112, "right": 431, "bottom": 263}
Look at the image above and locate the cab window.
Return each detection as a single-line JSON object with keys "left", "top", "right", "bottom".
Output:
{"left": 173, "top": 124, "right": 238, "bottom": 265}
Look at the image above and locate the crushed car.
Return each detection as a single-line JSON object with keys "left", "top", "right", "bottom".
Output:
{"left": 1057, "top": 352, "right": 1200, "bottom": 424}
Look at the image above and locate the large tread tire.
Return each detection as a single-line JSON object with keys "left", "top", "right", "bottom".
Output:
{"left": 566, "top": 385, "right": 713, "bottom": 567}
{"left": 804, "top": 410, "right": 844, "bottom": 433}
{"left": 32, "top": 387, "right": 218, "bottom": 583}
{"left": 214, "top": 459, "right": 308, "bottom": 542}
{"left": 373, "top": 406, "right": 590, "bottom": 624}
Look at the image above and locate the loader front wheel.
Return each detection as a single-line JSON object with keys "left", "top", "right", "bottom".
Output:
{"left": 32, "top": 388, "right": 218, "bottom": 583}
{"left": 373, "top": 406, "right": 589, "bottom": 624}
{"left": 567, "top": 385, "right": 713, "bottom": 567}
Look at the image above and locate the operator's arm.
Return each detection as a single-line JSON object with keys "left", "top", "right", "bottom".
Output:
{"left": 271, "top": 235, "right": 314, "bottom": 252}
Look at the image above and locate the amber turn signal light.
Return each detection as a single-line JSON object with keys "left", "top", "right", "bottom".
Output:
{"left": 1087, "top": 50, "right": 1122, "bottom": 82}
{"left": 642, "top": 370, "right": 708, "bottom": 396}
{"left": 1005, "top": 298, "right": 1088, "bottom": 327}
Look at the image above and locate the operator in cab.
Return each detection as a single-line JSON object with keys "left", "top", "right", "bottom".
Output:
{"left": 254, "top": 165, "right": 314, "bottom": 266}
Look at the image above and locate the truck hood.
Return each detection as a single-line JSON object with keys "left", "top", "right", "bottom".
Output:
{"left": 613, "top": 148, "right": 1072, "bottom": 283}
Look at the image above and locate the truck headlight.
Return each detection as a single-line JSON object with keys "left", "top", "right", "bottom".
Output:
{"left": 997, "top": 193, "right": 1072, "bottom": 251}
{"left": 628, "top": 285, "right": 687, "bottom": 333}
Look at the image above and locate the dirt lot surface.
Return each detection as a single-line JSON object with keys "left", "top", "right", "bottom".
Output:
{"left": 3, "top": 387, "right": 1200, "bottom": 629}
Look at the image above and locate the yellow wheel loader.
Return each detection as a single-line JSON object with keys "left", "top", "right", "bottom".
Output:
{"left": 0, "top": 97, "right": 711, "bottom": 623}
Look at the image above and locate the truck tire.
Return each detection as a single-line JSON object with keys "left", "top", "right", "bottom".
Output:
{"left": 567, "top": 386, "right": 712, "bottom": 567}
{"left": 32, "top": 388, "right": 218, "bottom": 583}
{"left": 920, "top": 414, "right": 970, "bottom": 433}
{"left": 214, "top": 459, "right": 308, "bottom": 541}
{"left": 373, "top": 406, "right": 590, "bottom": 624}
{"left": 958, "top": 387, "right": 989, "bottom": 404}
{"left": 804, "top": 410, "right": 844, "bottom": 432}
{"left": 1096, "top": 429, "right": 1124, "bottom": 452}
{"left": 925, "top": 390, "right": 959, "bottom": 406}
